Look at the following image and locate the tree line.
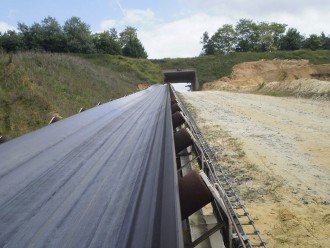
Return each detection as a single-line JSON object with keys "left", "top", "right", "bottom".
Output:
{"left": 0, "top": 16, "right": 148, "bottom": 58}
{"left": 201, "top": 19, "right": 330, "bottom": 55}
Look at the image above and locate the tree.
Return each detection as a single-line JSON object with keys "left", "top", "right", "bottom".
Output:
{"left": 323, "top": 37, "right": 330, "bottom": 50}
{"left": 63, "top": 17, "right": 94, "bottom": 53}
{"left": 202, "top": 19, "right": 289, "bottom": 54}
{"left": 40, "top": 16, "right": 65, "bottom": 52}
{"left": 279, "top": 28, "right": 304, "bottom": 50}
{"left": 17, "top": 22, "right": 30, "bottom": 50}
{"left": 200, "top": 31, "right": 215, "bottom": 55}
{"left": 320, "top": 32, "right": 330, "bottom": 50}
{"left": 122, "top": 37, "right": 148, "bottom": 58}
{"left": 109, "top": 28, "right": 119, "bottom": 40}
{"left": 235, "top": 19, "right": 259, "bottom": 52}
{"left": 257, "top": 22, "right": 286, "bottom": 51}
{"left": 17, "top": 22, "right": 44, "bottom": 51}
{"left": 1, "top": 17, "right": 150, "bottom": 55}
{"left": 0, "top": 30, "right": 22, "bottom": 52}
{"left": 268, "top": 22, "right": 287, "bottom": 49}
{"left": 212, "top": 24, "right": 236, "bottom": 54}
{"left": 303, "top": 34, "right": 324, "bottom": 50}
{"left": 119, "top": 26, "right": 148, "bottom": 58}
{"left": 119, "top": 26, "right": 138, "bottom": 48}
{"left": 93, "top": 31, "right": 122, "bottom": 55}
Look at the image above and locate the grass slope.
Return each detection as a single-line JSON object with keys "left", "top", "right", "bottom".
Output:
{"left": 2, "top": 50, "right": 329, "bottom": 138}
{"left": 0, "top": 52, "right": 163, "bottom": 138}
{"left": 153, "top": 50, "right": 330, "bottom": 86}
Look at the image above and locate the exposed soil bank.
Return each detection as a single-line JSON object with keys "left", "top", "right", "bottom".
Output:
{"left": 203, "top": 59, "right": 330, "bottom": 99}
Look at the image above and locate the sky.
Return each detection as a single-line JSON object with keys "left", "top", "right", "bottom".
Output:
{"left": 1, "top": 0, "right": 330, "bottom": 59}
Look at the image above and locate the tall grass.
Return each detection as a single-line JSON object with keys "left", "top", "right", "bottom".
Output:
{"left": 0, "top": 52, "right": 163, "bottom": 138}
{"left": 81, "top": 54, "right": 164, "bottom": 83}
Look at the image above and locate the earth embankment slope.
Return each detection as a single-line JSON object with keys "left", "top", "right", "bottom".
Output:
{"left": 203, "top": 59, "right": 330, "bottom": 99}
{"left": 180, "top": 91, "right": 330, "bottom": 248}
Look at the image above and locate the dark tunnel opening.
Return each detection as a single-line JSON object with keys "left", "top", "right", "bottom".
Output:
{"left": 163, "top": 69, "right": 199, "bottom": 91}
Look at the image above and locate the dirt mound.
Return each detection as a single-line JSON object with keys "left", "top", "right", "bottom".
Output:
{"left": 137, "top": 83, "right": 150, "bottom": 90}
{"left": 203, "top": 59, "right": 330, "bottom": 99}
{"left": 231, "top": 59, "right": 316, "bottom": 82}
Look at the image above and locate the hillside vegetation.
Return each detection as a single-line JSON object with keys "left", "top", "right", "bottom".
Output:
{"left": 0, "top": 52, "right": 163, "bottom": 138}
{"left": 154, "top": 50, "right": 330, "bottom": 86}
{"left": 1, "top": 50, "right": 330, "bottom": 139}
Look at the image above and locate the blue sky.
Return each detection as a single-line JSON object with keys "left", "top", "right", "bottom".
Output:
{"left": 1, "top": 0, "right": 330, "bottom": 58}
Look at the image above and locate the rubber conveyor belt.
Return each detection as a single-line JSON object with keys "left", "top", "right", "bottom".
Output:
{"left": 0, "top": 85, "right": 183, "bottom": 248}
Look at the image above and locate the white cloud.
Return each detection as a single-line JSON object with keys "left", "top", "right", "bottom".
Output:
{"left": 179, "top": 0, "right": 329, "bottom": 16}
{"left": 124, "top": 9, "right": 155, "bottom": 27}
{"left": 99, "top": 8, "right": 209, "bottom": 58}
{"left": 99, "top": 8, "right": 234, "bottom": 58}
{"left": 100, "top": 19, "right": 117, "bottom": 31}
{"left": 177, "top": 0, "right": 330, "bottom": 35}
{"left": 0, "top": 21, "right": 16, "bottom": 33}
{"left": 99, "top": 8, "right": 156, "bottom": 32}
{"left": 99, "top": 1, "right": 330, "bottom": 59}
{"left": 139, "top": 14, "right": 233, "bottom": 59}
{"left": 262, "top": 8, "right": 330, "bottom": 35}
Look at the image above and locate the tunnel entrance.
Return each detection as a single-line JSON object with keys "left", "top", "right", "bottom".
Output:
{"left": 163, "top": 69, "right": 199, "bottom": 91}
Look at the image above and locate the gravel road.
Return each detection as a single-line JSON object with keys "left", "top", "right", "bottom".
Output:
{"left": 180, "top": 91, "right": 330, "bottom": 248}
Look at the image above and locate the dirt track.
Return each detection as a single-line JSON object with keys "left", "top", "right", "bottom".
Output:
{"left": 180, "top": 91, "right": 330, "bottom": 248}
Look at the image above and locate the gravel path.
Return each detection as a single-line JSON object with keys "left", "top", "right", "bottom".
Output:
{"left": 180, "top": 91, "right": 330, "bottom": 248}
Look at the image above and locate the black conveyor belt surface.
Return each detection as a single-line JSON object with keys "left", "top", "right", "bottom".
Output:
{"left": 0, "top": 85, "right": 183, "bottom": 248}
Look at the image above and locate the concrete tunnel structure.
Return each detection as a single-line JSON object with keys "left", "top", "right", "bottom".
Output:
{"left": 163, "top": 69, "right": 199, "bottom": 91}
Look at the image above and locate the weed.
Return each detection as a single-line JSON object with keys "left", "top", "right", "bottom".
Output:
{"left": 246, "top": 163, "right": 258, "bottom": 171}
{"left": 263, "top": 175, "right": 284, "bottom": 202}
{"left": 237, "top": 147, "right": 246, "bottom": 158}
{"left": 274, "top": 236, "right": 290, "bottom": 244}
{"left": 257, "top": 81, "right": 265, "bottom": 90}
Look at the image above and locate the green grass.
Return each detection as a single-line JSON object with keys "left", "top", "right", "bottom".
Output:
{"left": 0, "top": 52, "right": 163, "bottom": 138}
{"left": 81, "top": 54, "right": 164, "bottom": 84}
